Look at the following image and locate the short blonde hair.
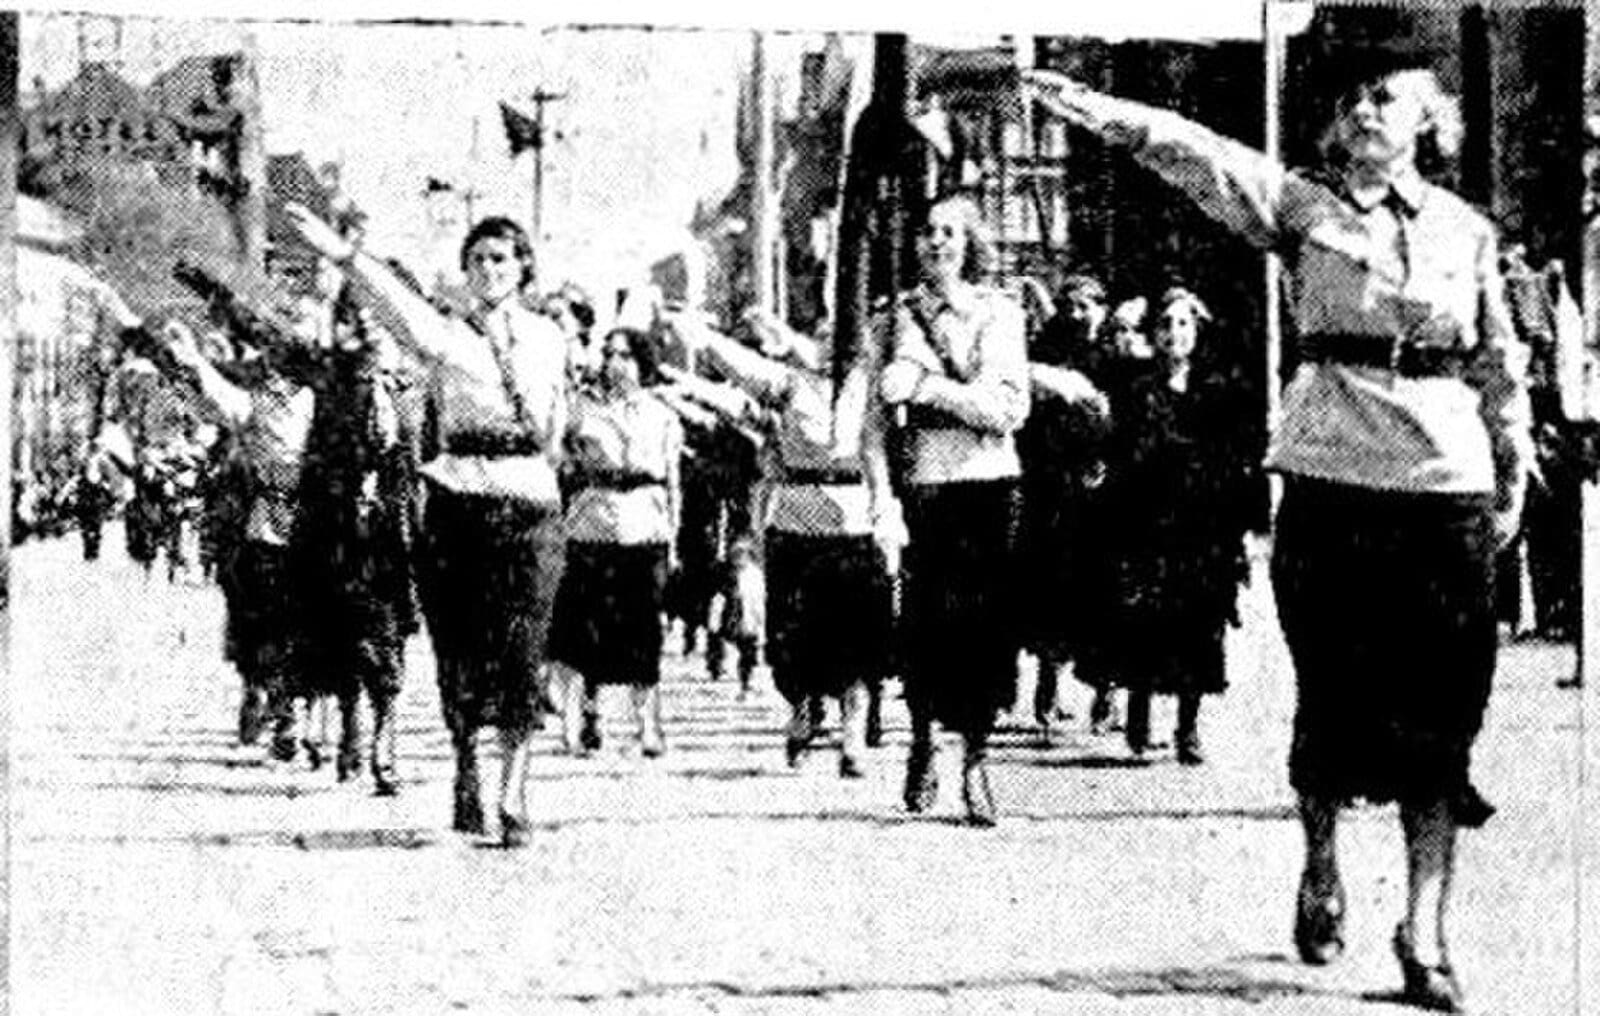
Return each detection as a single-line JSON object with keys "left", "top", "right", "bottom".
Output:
{"left": 923, "top": 194, "right": 999, "bottom": 283}
{"left": 1318, "top": 68, "right": 1463, "bottom": 166}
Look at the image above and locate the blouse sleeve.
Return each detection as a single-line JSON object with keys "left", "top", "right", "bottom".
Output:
{"left": 1462, "top": 227, "right": 1534, "bottom": 507}
{"left": 1030, "top": 79, "right": 1325, "bottom": 253}
{"left": 912, "top": 294, "right": 1031, "bottom": 435}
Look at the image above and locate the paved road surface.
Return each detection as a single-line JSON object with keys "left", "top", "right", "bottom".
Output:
{"left": 7, "top": 530, "right": 1592, "bottom": 1014}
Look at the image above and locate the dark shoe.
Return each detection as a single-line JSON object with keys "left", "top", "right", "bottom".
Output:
{"left": 237, "top": 688, "right": 267, "bottom": 746}
{"left": 1294, "top": 874, "right": 1346, "bottom": 966}
{"left": 371, "top": 768, "right": 400, "bottom": 798}
{"left": 580, "top": 713, "right": 603, "bottom": 753}
{"left": 268, "top": 734, "right": 299, "bottom": 764}
{"left": 303, "top": 738, "right": 325, "bottom": 771}
{"left": 1393, "top": 926, "right": 1466, "bottom": 1013}
{"left": 500, "top": 810, "right": 531, "bottom": 849}
{"left": 1450, "top": 783, "right": 1496, "bottom": 829}
{"left": 865, "top": 701, "right": 884, "bottom": 749}
{"left": 838, "top": 753, "right": 865, "bottom": 780}
{"left": 641, "top": 730, "right": 667, "bottom": 759}
{"left": 452, "top": 782, "right": 486, "bottom": 835}
{"left": 1176, "top": 732, "right": 1205, "bottom": 766}
{"left": 902, "top": 743, "right": 939, "bottom": 813}
{"left": 961, "top": 759, "right": 997, "bottom": 827}
{"left": 784, "top": 734, "right": 808, "bottom": 768}
{"left": 336, "top": 744, "right": 362, "bottom": 783}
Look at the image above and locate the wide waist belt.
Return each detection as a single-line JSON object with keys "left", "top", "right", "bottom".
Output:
{"left": 1298, "top": 333, "right": 1469, "bottom": 378}
{"left": 444, "top": 429, "right": 540, "bottom": 458}
{"left": 566, "top": 469, "right": 663, "bottom": 492}
{"left": 782, "top": 468, "right": 865, "bottom": 486}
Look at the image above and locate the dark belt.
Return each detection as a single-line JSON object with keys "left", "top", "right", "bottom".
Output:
{"left": 444, "top": 429, "right": 540, "bottom": 458}
{"left": 783, "top": 467, "right": 865, "bottom": 486}
{"left": 1297, "top": 333, "right": 1469, "bottom": 378}
{"left": 565, "top": 469, "right": 663, "bottom": 492}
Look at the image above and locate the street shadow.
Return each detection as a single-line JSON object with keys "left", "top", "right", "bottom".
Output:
{"left": 1002, "top": 753, "right": 1156, "bottom": 769}
{"left": 75, "top": 779, "right": 344, "bottom": 798}
{"left": 552, "top": 957, "right": 1385, "bottom": 1008}
{"left": 35, "top": 826, "right": 442, "bottom": 850}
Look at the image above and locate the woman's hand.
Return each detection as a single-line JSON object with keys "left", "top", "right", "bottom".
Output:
{"left": 159, "top": 320, "right": 208, "bottom": 371}
{"left": 879, "top": 359, "right": 927, "bottom": 406}
{"left": 1021, "top": 69, "right": 1093, "bottom": 120}
{"left": 742, "top": 306, "right": 790, "bottom": 359}
{"left": 1492, "top": 481, "right": 1526, "bottom": 550}
{"left": 284, "top": 202, "right": 356, "bottom": 263}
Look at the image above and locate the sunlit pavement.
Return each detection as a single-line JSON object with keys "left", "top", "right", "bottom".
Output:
{"left": 8, "top": 528, "right": 1592, "bottom": 1014}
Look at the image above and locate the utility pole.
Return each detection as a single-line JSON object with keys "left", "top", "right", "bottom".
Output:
{"left": 525, "top": 87, "right": 566, "bottom": 243}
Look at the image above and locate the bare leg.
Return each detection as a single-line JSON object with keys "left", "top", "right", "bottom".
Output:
{"left": 449, "top": 722, "right": 484, "bottom": 835}
{"left": 496, "top": 724, "right": 535, "bottom": 846}
{"left": 1295, "top": 792, "right": 1346, "bottom": 964}
{"left": 1399, "top": 797, "right": 1457, "bottom": 966}
{"left": 783, "top": 693, "right": 813, "bottom": 767}
{"left": 369, "top": 689, "right": 399, "bottom": 796}
{"left": 633, "top": 684, "right": 666, "bottom": 757}
{"left": 838, "top": 680, "right": 868, "bottom": 778}
{"left": 336, "top": 691, "right": 362, "bottom": 781}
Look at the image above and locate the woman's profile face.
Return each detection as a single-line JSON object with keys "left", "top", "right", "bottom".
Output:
{"left": 918, "top": 200, "right": 970, "bottom": 282}
{"left": 464, "top": 236, "right": 524, "bottom": 305}
{"left": 1331, "top": 71, "right": 1428, "bottom": 168}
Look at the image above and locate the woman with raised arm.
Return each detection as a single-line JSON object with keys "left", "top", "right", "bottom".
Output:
{"left": 124, "top": 310, "right": 315, "bottom": 766}
{"left": 549, "top": 326, "right": 682, "bottom": 758}
{"left": 287, "top": 206, "right": 568, "bottom": 849}
{"left": 1029, "top": 56, "right": 1530, "bottom": 1012}
{"left": 673, "top": 307, "right": 897, "bottom": 779}
{"left": 873, "top": 193, "right": 1030, "bottom": 826}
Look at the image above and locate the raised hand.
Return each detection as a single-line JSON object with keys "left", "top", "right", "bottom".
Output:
{"left": 159, "top": 320, "right": 208, "bottom": 371}
{"left": 1021, "top": 68, "right": 1091, "bottom": 115}
{"left": 284, "top": 202, "right": 356, "bottom": 262}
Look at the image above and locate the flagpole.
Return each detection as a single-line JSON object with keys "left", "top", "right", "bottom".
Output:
{"left": 527, "top": 87, "right": 566, "bottom": 246}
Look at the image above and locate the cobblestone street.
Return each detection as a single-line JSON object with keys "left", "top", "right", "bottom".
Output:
{"left": 7, "top": 530, "right": 1592, "bottom": 1014}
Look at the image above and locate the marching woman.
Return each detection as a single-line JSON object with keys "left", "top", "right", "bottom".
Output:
{"left": 673, "top": 307, "right": 895, "bottom": 779}
{"left": 550, "top": 325, "right": 682, "bottom": 758}
{"left": 1099, "top": 287, "right": 1252, "bottom": 764}
{"left": 873, "top": 193, "right": 1030, "bottom": 826}
{"left": 1029, "top": 53, "right": 1529, "bottom": 1011}
{"left": 288, "top": 206, "right": 568, "bottom": 848}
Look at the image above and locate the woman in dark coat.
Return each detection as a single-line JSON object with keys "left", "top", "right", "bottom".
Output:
{"left": 283, "top": 284, "right": 420, "bottom": 795}
{"left": 1095, "top": 288, "right": 1250, "bottom": 764}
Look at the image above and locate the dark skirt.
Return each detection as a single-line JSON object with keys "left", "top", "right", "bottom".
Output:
{"left": 901, "top": 480, "right": 1021, "bottom": 737}
{"left": 765, "top": 530, "right": 893, "bottom": 702}
{"left": 226, "top": 541, "right": 297, "bottom": 695}
{"left": 549, "top": 542, "right": 668, "bottom": 687}
{"left": 1271, "top": 477, "right": 1496, "bottom": 806}
{"left": 1015, "top": 475, "right": 1094, "bottom": 659}
{"left": 417, "top": 484, "right": 566, "bottom": 734}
